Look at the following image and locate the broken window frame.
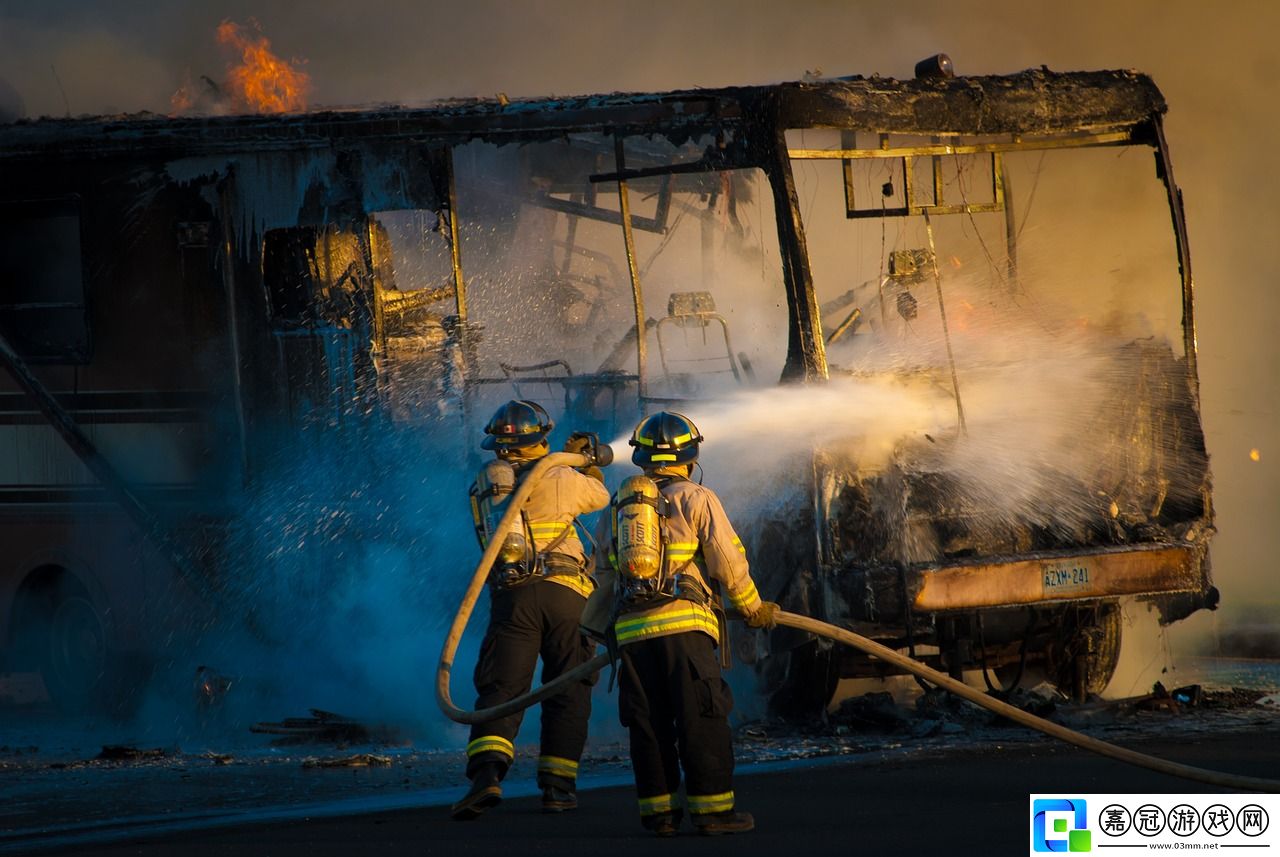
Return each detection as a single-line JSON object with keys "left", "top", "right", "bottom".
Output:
{"left": 0, "top": 195, "right": 92, "bottom": 364}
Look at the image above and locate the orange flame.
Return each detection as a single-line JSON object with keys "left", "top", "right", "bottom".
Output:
{"left": 216, "top": 19, "right": 310, "bottom": 114}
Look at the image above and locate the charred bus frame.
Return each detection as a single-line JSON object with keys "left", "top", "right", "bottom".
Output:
{"left": 0, "top": 67, "right": 1212, "bottom": 709}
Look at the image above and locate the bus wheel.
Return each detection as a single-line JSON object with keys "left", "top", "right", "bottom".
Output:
{"left": 764, "top": 639, "right": 839, "bottom": 719}
{"left": 1046, "top": 603, "right": 1123, "bottom": 702}
{"left": 42, "top": 591, "right": 109, "bottom": 713}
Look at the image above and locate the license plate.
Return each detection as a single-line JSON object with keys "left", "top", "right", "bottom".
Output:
{"left": 1042, "top": 561, "right": 1092, "bottom": 596}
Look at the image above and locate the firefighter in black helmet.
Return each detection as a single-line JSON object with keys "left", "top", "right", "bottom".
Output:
{"left": 582, "top": 411, "right": 779, "bottom": 837}
{"left": 452, "top": 399, "right": 611, "bottom": 820}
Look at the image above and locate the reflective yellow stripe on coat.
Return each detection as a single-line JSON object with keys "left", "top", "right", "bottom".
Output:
{"left": 665, "top": 540, "right": 698, "bottom": 565}
{"left": 614, "top": 601, "right": 719, "bottom": 646}
{"left": 542, "top": 573, "right": 595, "bottom": 598}
{"left": 528, "top": 520, "right": 571, "bottom": 549}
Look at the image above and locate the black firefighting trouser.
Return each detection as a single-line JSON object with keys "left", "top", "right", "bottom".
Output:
{"left": 466, "top": 579, "right": 595, "bottom": 790}
{"left": 617, "top": 631, "right": 737, "bottom": 820}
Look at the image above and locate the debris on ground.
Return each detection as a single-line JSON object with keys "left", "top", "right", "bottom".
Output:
{"left": 95, "top": 745, "right": 172, "bottom": 762}
{"left": 201, "top": 751, "right": 235, "bottom": 765}
{"left": 301, "top": 753, "right": 393, "bottom": 769}
{"left": 250, "top": 709, "right": 404, "bottom": 747}
{"left": 738, "top": 677, "right": 1280, "bottom": 758}
{"left": 832, "top": 691, "right": 911, "bottom": 732}
{"left": 1002, "top": 685, "right": 1062, "bottom": 718}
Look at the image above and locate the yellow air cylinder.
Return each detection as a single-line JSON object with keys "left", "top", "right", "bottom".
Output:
{"left": 472, "top": 459, "right": 517, "bottom": 547}
{"left": 615, "top": 475, "right": 663, "bottom": 582}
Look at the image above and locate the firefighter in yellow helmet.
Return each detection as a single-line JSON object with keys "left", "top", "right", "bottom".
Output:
{"left": 453, "top": 399, "right": 611, "bottom": 820}
{"left": 582, "top": 411, "right": 779, "bottom": 836}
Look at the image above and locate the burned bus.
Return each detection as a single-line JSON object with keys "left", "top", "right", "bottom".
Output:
{"left": 0, "top": 61, "right": 1214, "bottom": 712}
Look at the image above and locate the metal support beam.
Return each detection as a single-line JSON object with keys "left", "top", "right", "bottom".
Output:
{"left": 443, "top": 148, "right": 467, "bottom": 324}
{"left": 615, "top": 137, "right": 648, "bottom": 403}
{"left": 1152, "top": 115, "right": 1198, "bottom": 393}
{"left": 788, "top": 129, "right": 1135, "bottom": 161}
{"left": 765, "top": 127, "right": 827, "bottom": 382}
{"left": 216, "top": 173, "right": 251, "bottom": 481}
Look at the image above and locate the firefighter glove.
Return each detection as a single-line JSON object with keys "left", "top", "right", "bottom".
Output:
{"left": 743, "top": 601, "right": 780, "bottom": 630}
{"left": 563, "top": 433, "right": 592, "bottom": 455}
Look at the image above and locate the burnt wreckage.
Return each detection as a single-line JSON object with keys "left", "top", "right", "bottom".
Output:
{"left": 0, "top": 63, "right": 1214, "bottom": 712}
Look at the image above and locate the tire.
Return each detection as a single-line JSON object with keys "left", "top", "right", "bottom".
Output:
{"left": 1046, "top": 603, "right": 1123, "bottom": 700}
{"left": 41, "top": 591, "right": 109, "bottom": 713}
{"left": 764, "top": 639, "right": 839, "bottom": 719}
{"left": 20, "top": 573, "right": 145, "bottom": 716}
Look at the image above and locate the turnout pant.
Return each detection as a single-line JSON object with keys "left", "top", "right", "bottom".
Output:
{"left": 467, "top": 580, "right": 595, "bottom": 790}
{"left": 617, "top": 631, "right": 736, "bottom": 820}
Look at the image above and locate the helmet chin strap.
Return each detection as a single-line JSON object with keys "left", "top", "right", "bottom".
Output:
{"left": 497, "top": 439, "right": 550, "bottom": 461}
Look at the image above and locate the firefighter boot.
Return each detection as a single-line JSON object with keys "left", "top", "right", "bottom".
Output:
{"left": 692, "top": 810, "right": 755, "bottom": 836}
{"left": 541, "top": 785, "right": 578, "bottom": 813}
{"left": 641, "top": 809, "right": 684, "bottom": 837}
{"left": 451, "top": 762, "right": 504, "bottom": 821}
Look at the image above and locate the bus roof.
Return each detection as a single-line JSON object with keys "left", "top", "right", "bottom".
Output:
{"left": 0, "top": 67, "right": 1165, "bottom": 161}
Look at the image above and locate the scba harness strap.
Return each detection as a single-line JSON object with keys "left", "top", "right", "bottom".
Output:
{"left": 488, "top": 463, "right": 592, "bottom": 591}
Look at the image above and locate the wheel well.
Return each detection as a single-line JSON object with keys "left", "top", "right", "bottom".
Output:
{"left": 8, "top": 565, "right": 89, "bottom": 670}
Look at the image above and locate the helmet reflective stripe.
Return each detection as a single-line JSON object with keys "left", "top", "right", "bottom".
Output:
{"left": 650, "top": 453, "right": 677, "bottom": 461}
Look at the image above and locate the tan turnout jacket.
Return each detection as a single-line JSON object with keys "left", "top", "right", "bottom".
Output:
{"left": 582, "top": 474, "right": 763, "bottom": 645}
{"left": 479, "top": 459, "right": 610, "bottom": 597}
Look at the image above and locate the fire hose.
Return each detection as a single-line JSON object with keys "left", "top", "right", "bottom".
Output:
{"left": 437, "top": 452, "right": 1280, "bottom": 792}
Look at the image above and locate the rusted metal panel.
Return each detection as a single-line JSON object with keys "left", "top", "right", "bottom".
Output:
{"left": 772, "top": 69, "right": 1165, "bottom": 135}
{"left": 913, "top": 544, "right": 1204, "bottom": 612}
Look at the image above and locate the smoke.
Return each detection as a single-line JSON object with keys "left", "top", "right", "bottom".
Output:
{"left": 105, "top": 419, "right": 473, "bottom": 749}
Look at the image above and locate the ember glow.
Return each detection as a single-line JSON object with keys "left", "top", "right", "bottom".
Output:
{"left": 216, "top": 19, "right": 310, "bottom": 113}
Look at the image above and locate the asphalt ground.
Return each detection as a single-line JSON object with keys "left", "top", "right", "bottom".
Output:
{"left": 31, "top": 723, "right": 1280, "bottom": 857}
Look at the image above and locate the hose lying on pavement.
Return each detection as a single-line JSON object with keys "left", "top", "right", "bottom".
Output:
{"left": 437, "top": 453, "right": 1280, "bottom": 791}
{"left": 774, "top": 610, "right": 1280, "bottom": 793}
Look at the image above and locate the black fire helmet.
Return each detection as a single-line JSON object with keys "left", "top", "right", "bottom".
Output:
{"left": 481, "top": 399, "right": 554, "bottom": 450}
{"left": 629, "top": 411, "right": 703, "bottom": 466}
